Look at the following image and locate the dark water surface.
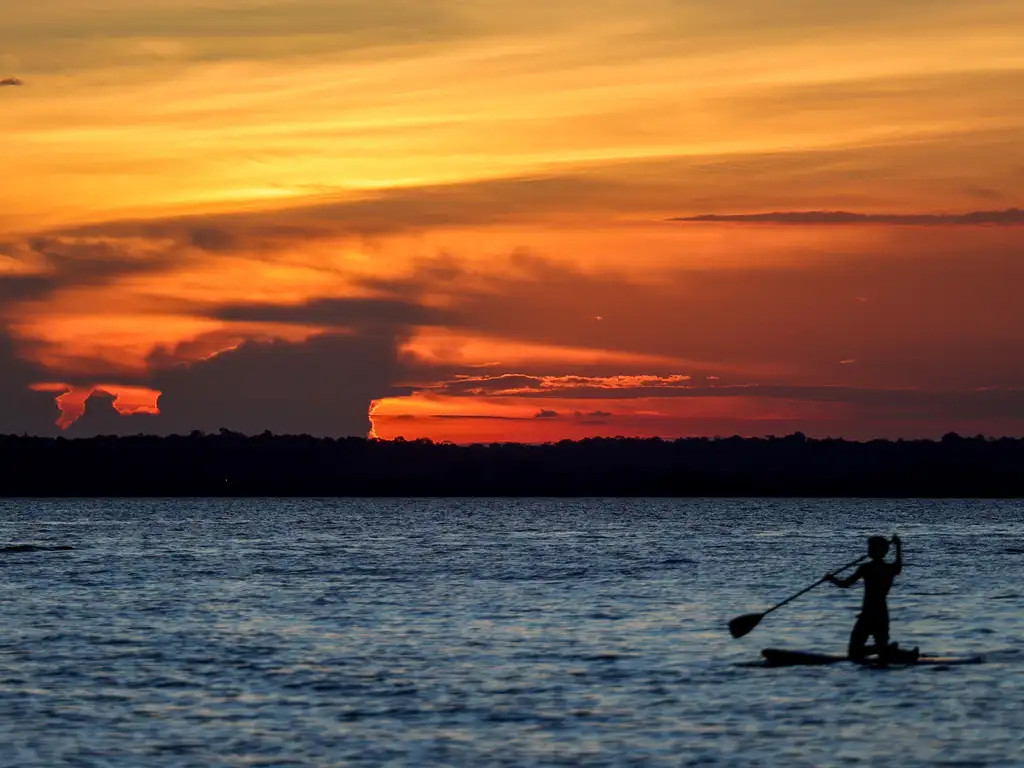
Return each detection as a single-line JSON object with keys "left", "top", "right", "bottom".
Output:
{"left": 0, "top": 498, "right": 1021, "bottom": 766}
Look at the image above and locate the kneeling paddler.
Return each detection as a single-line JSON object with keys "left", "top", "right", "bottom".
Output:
{"left": 826, "top": 534, "right": 916, "bottom": 661}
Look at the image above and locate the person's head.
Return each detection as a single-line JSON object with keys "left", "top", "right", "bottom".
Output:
{"left": 867, "top": 536, "right": 890, "bottom": 560}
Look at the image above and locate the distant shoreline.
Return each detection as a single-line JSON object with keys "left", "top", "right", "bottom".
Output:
{"left": 3, "top": 432, "right": 1022, "bottom": 498}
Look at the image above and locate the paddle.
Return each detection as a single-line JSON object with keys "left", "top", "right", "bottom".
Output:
{"left": 728, "top": 553, "right": 869, "bottom": 639}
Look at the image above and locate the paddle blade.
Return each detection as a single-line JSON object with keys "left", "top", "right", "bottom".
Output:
{"left": 728, "top": 612, "right": 764, "bottom": 639}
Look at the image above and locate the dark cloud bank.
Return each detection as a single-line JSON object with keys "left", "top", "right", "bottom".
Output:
{"left": 0, "top": 333, "right": 60, "bottom": 436}
{"left": 61, "top": 330, "right": 417, "bottom": 439}
{"left": 672, "top": 208, "right": 1024, "bottom": 225}
{"left": 152, "top": 331, "right": 414, "bottom": 437}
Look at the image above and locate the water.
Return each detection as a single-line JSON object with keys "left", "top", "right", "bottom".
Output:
{"left": 0, "top": 498, "right": 1021, "bottom": 767}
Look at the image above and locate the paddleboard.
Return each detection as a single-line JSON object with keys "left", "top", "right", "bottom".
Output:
{"left": 760, "top": 648, "right": 984, "bottom": 667}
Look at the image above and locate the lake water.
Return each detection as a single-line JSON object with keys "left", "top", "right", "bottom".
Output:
{"left": 0, "top": 498, "right": 1021, "bottom": 766}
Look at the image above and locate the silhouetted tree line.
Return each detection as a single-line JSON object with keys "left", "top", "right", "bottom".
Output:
{"left": 1, "top": 431, "right": 1022, "bottom": 497}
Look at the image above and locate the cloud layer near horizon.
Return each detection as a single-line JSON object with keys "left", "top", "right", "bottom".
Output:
{"left": 31, "top": 216, "right": 1024, "bottom": 441}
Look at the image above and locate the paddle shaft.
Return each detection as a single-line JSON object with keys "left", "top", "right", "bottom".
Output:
{"left": 761, "top": 554, "right": 869, "bottom": 618}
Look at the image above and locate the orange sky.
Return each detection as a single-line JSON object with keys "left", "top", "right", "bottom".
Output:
{"left": 2, "top": 1, "right": 1024, "bottom": 440}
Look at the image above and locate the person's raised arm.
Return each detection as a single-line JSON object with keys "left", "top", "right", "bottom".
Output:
{"left": 892, "top": 534, "right": 902, "bottom": 574}
{"left": 826, "top": 565, "right": 863, "bottom": 588}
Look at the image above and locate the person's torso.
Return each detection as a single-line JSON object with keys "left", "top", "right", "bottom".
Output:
{"left": 861, "top": 561, "right": 895, "bottom": 612}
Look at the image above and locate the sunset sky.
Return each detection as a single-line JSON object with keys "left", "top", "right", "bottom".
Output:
{"left": 2, "top": 0, "right": 1024, "bottom": 441}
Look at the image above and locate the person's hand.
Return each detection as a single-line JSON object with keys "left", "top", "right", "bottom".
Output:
{"left": 824, "top": 573, "right": 836, "bottom": 584}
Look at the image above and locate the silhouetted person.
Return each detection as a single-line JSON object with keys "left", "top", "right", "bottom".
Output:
{"left": 826, "top": 535, "right": 903, "bottom": 660}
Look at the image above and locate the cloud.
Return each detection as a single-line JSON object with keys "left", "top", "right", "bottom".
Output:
{"left": 0, "top": 0, "right": 996, "bottom": 81}
{"left": 0, "top": 78, "right": 23, "bottom": 87}
{"left": 0, "top": 331, "right": 60, "bottom": 436}
{"left": 32, "top": 130, "right": 1024, "bottom": 257}
{"left": 398, "top": 236, "right": 1024, "bottom": 392}
{"left": 672, "top": 209, "right": 1024, "bottom": 225}
{"left": 66, "top": 390, "right": 159, "bottom": 438}
{"left": 435, "top": 374, "right": 546, "bottom": 395}
{"left": 0, "top": 274, "right": 54, "bottom": 303}
{"left": 5, "top": 139, "right": 1024, "bottom": 439}
{"left": 534, "top": 409, "right": 559, "bottom": 419}
{"left": 432, "top": 374, "right": 698, "bottom": 397}
{"left": 61, "top": 302, "right": 431, "bottom": 436}
{"left": 146, "top": 329, "right": 280, "bottom": 371}
{"left": 0, "top": 236, "right": 196, "bottom": 307}
{"left": 11, "top": 219, "right": 1024, "bottom": 438}
{"left": 60, "top": 173, "right": 641, "bottom": 251}
{"left": 212, "top": 296, "right": 452, "bottom": 329}
{"left": 29, "top": 235, "right": 192, "bottom": 286}
{"left": 150, "top": 330, "right": 415, "bottom": 437}
{"left": 188, "top": 227, "right": 237, "bottom": 252}
{"left": 433, "top": 414, "right": 530, "bottom": 421}
{"left": 4, "top": 1, "right": 471, "bottom": 76}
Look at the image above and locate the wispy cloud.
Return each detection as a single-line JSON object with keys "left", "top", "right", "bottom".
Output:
{"left": 212, "top": 297, "right": 452, "bottom": 329}
{"left": 433, "top": 414, "right": 530, "bottom": 421}
{"left": 672, "top": 209, "right": 1024, "bottom": 225}
{"left": 434, "top": 374, "right": 697, "bottom": 397}
{"left": 414, "top": 378, "right": 1024, "bottom": 420}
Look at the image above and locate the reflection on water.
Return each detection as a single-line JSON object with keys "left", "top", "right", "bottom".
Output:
{"left": 0, "top": 498, "right": 1021, "bottom": 766}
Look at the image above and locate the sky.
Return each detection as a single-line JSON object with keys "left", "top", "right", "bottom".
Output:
{"left": 2, "top": 0, "right": 1024, "bottom": 441}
